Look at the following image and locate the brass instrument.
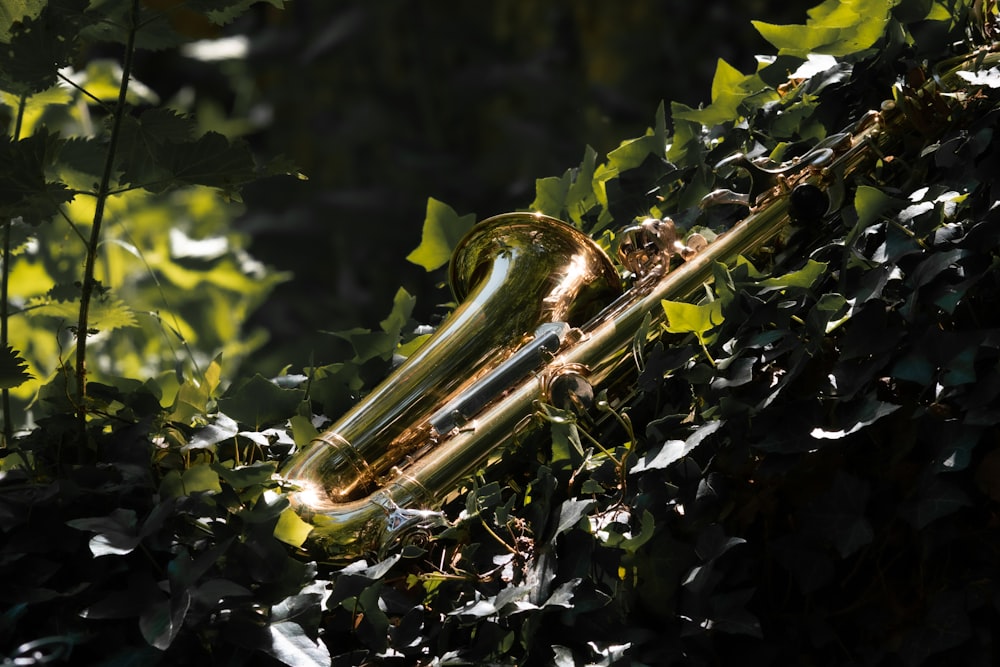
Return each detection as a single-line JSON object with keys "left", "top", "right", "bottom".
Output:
{"left": 281, "top": 45, "right": 1000, "bottom": 561}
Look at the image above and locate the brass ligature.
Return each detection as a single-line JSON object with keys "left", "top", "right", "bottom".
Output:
{"left": 280, "top": 43, "right": 1000, "bottom": 561}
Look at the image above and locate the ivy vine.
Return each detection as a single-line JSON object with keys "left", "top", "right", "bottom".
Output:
{"left": 2, "top": 1, "right": 1000, "bottom": 666}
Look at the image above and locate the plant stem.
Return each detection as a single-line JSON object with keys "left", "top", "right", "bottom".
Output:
{"left": 75, "top": 0, "right": 139, "bottom": 435}
{"left": 1, "top": 94, "right": 27, "bottom": 446}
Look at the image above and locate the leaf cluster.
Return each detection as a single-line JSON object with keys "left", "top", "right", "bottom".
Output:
{"left": 364, "top": 1, "right": 1000, "bottom": 664}
{"left": 4, "top": 0, "right": 1000, "bottom": 666}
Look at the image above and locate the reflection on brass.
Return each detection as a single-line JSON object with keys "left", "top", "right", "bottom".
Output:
{"left": 281, "top": 46, "right": 1000, "bottom": 561}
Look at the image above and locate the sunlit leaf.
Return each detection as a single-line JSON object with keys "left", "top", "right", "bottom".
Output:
{"left": 632, "top": 419, "right": 724, "bottom": 472}
{"left": 661, "top": 299, "right": 724, "bottom": 336}
{"left": 184, "top": 412, "right": 239, "bottom": 451}
{"left": 273, "top": 506, "right": 313, "bottom": 547}
{"left": 608, "top": 102, "right": 667, "bottom": 171}
{"left": 530, "top": 172, "right": 571, "bottom": 219}
{"left": 66, "top": 508, "right": 140, "bottom": 557}
{"left": 753, "top": 0, "right": 891, "bottom": 57}
{"left": 27, "top": 294, "right": 139, "bottom": 332}
{"left": 405, "top": 197, "right": 475, "bottom": 271}
{"left": 755, "top": 259, "right": 829, "bottom": 292}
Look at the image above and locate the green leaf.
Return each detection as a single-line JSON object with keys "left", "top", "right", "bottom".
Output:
{"left": 27, "top": 293, "right": 139, "bottom": 332}
{"left": 661, "top": 299, "right": 724, "bottom": 336}
{"left": 0, "top": 0, "right": 89, "bottom": 93}
{"left": 752, "top": 0, "right": 892, "bottom": 58}
{"left": 755, "top": 259, "right": 829, "bottom": 292}
{"left": 0, "top": 0, "right": 46, "bottom": 43}
{"left": 552, "top": 498, "right": 595, "bottom": 540}
{"left": 184, "top": 412, "right": 239, "bottom": 451}
{"left": 810, "top": 398, "right": 900, "bottom": 440}
{"left": 218, "top": 374, "right": 304, "bottom": 430}
{"left": 213, "top": 460, "right": 278, "bottom": 488}
{"left": 853, "top": 185, "right": 898, "bottom": 230}
{"left": 608, "top": 102, "right": 668, "bottom": 171}
{"left": 139, "top": 590, "right": 191, "bottom": 651}
{"left": 0, "top": 345, "right": 32, "bottom": 389}
{"left": 379, "top": 287, "right": 416, "bottom": 342}
{"left": 139, "top": 132, "right": 258, "bottom": 195}
{"left": 673, "top": 59, "right": 771, "bottom": 125}
{"left": 168, "top": 374, "right": 216, "bottom": 425}
{"left": 405, "top": 197, "right": 475, "bottom": 271}
{"left": 273, "top": 505, "right": 313, "bottom": 547}
{"left": 262, "top": 620, "right": 330, "bottom": 667}
{"left": 632, "top": 419, "right": 724, "bottom": 472}
{"left": 530, "top": 172, "right": 571, "bottom": 219}
{"left": 66, "top": 508, "right": 141, "bottom": 557}
{"left": 0, "top": 131, "right": 74, "bottom": 224}
{"left": 565, "top": 146, "right": 599, "bottom": 224}
{"left": 116, "top": 109, "right": 197, "bottom": 188}
{"left": 182, "top": 465, "right": 223, "bottom": 495}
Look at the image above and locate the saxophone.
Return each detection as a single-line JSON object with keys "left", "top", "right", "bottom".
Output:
{"left": 280, "top": 42, "right": 1000, "bottom": 561}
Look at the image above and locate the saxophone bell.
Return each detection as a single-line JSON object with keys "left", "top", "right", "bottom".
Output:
{"left": 280, "top": 213, "right": 622, "bottom": 560}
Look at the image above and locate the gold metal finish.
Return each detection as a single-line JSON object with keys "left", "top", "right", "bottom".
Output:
{"left": 280, "top": 213, "right": 622, "bottom": 557}
{"left": 281, "top": 46, "right": 1000, "bottom": 561}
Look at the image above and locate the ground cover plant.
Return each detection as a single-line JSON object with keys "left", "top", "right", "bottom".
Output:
{"left": 1, "top": 0, "right": 1000, "bottom": 665}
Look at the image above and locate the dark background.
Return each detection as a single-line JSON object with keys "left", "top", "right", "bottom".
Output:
{"left": 156, "top": 0, "right": 813, "bottom": 374}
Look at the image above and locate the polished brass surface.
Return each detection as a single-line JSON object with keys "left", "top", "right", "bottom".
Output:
{"left": 281, "top": 46, "right": 1000, "bottom": 561}
{"left": 280, "top": 213, "right": 622, "bottom": 557}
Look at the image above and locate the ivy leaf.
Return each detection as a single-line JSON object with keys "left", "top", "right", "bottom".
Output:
{"left": 673, "top": 59, "right": 770, "bottom": 126}
{"left": 159, "top": 464, "right": 223, "bottom": 498}
{"left": 752, "top": 0, "right": 891, "bottom": 58}
{"left": 139, "top": 590, "right": 191, "bottom": 651}
{"left": 850, "top": 185, "right": 899, "bottom": 244}
{"left": 632, "top": 419, "right": 725, "bottom": 472}
{"left": 661, "top": 299, "right": 724, "bottom": 337}
{"left": 183, "top": 412, "right": 239, "bottom": 452}
{"left": 212, "top": 460, "right": 278, "bottom": 488}
{"left": 608, "top": 102, "right": 668, "bottom": 172}
{"left": 66, "top": 508, "right": 141, "bottom": 557}
{"left": 262, "top": 620, "right": 330, "bottom": 667}
{"left": 531, "top": 171, "right": 572, "bottom": 220}
{"left": 810, "top": 397, "right": 900, "bottom": 440}
{"left": 273, "top": 506, "right": 314, "bottom": 548}
{"left": 405, "top": 197, "right": 475, "bottom": 271}
{"left": 755, "top": 259, "right": 829, "bottom": 292}
{"left": 218, "top": 374, "right": 305, "bottom": 430}
{"left": 0, "top": 345, "right": 32, "bottom": 389}
{"left": 551, "top": 498, "right": 595, "bottom": 541}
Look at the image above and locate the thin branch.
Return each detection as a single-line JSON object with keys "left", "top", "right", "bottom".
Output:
{"left": 1, "top": 94, "right": 28, "bottom": 446}
{"left": 75, "top": 0, "right": 140, "bottom": 437}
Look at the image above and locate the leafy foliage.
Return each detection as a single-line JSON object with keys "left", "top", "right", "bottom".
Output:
{"left": 3, "top": 0, "right": 1000, "bottom": 666}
